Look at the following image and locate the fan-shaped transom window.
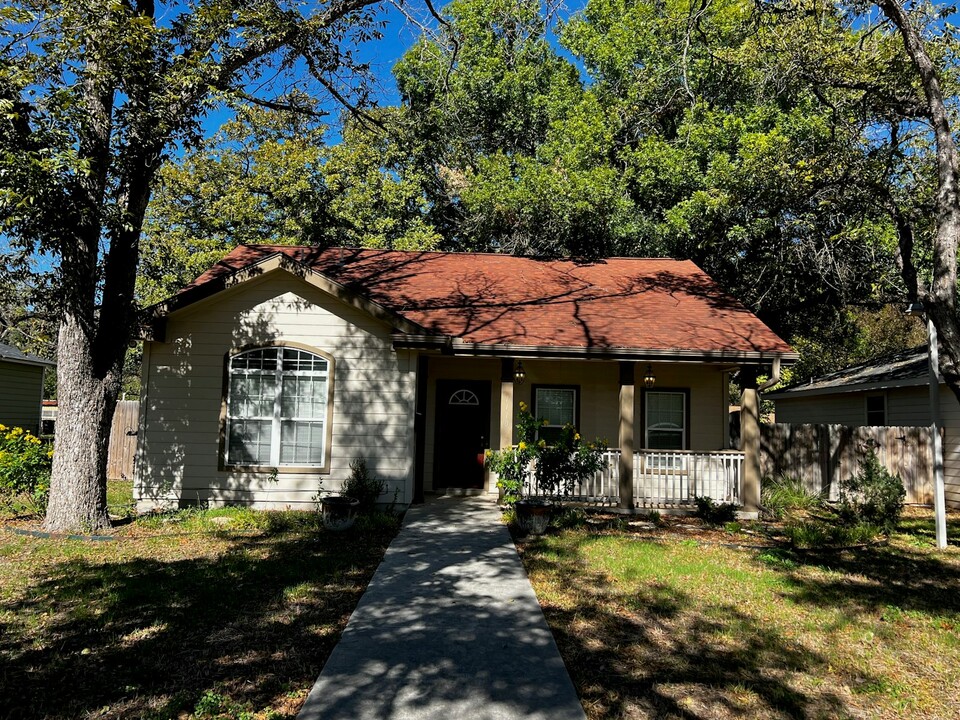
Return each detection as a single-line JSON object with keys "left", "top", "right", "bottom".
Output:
{"left": 449, "top": 389, "right": 480, "bottom": 406}
{"left": 226, "top": 347, "right": 332, "bottom": 468}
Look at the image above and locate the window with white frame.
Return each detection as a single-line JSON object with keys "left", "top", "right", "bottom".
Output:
{"left": 645, "top": 391, "right": 686, "bottom": 450}
{"left": 534, "top": 386, "right": 578, "bottom": 444}
{"left": 225, "top": 347, "right": 331, "bottom": 468}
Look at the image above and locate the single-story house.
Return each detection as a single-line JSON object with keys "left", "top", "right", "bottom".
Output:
{"left": 134, "top": 246, "right": 797, "bottom": 514}
{"left": 768, "top": 346, "right": 960, "bottom": 508}
{"left": 0, "top": 342, "right": 53, "bottom": 435}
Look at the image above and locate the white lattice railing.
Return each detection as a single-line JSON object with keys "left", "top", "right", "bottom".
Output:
{"left": 516, "top": 448, "right": 744, "bottom": 507}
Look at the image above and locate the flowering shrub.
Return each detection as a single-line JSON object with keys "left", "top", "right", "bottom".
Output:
{"left": 485, "top": 402, "right": 607, "bottom": 506}
{"left": 0, "top": 425, "right": 53, "bottom": 510}
{"left": 485, "top": 401, "right": 541, "bottom": 505}
{"left": 534, "top": 424, "right": 608, "bottom": 503}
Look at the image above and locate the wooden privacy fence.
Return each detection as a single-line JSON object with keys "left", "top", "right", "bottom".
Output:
{"left": 107, "top": 400, "right": 139, "bottom": 480}
{"left": 760, "top": 423, "right": 936, "bottom": 505}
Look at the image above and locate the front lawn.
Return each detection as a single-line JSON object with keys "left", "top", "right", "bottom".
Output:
{"left": 519, "top": 510, "right": 960, "bottom": 720}
{"left": 0, "top": 499, "right": 400, "bottom": 719}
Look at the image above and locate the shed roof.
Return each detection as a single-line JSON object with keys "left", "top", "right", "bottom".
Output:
{"left": 769, "top": 347, "right": 929, "bottom": 399}
{"left": 0, "top": 342, "right": 54, "bottom": 368}
{"left": 166, "top": 245, "right": 796, "bottom": 361}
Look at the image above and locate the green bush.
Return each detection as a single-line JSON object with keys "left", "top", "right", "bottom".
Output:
{"left": 761, "top": 474, "right": 824, "bottom": 520}
{"left": 0, "top": 425, "right": 53, "bottom": 511}
{"left": 340, "top": 457, "right": 387, "bottom": 513}
{"left": 782, "top": 519, "right": 882, "bottom": 549}
{"left": 839, "top": 451, "right": 906, "bottom": 534}
{"left": 694, "top": 495, "right": 737, "bottom": 525}
{"left": 533, "top": 423, "right": 608, "bottom": 504}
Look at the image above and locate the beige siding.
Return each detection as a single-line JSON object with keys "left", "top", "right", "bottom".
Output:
{"left": 514, "top": 359, "right": 621, "bottom": 446}
{"left": 135, "top": 269, "right": 416, "bottom": 510}
{"left": 0, "top": 361, "right": 44, "bottom": 433}
{"left": 639, "top": 363, "right": 727, "bottom": 451}
{"left": 773, "top": 386, "right": 960, "bottom": 509}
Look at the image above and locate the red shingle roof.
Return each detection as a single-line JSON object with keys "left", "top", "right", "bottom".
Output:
{"left": 178, "top": 245, "right": 794, "bottom": 356}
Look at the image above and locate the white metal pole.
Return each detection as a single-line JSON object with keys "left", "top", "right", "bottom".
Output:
{"left": 928, "top": 317, "right": 948, "bottom": 549}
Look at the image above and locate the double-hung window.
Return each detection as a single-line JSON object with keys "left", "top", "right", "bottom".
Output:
{"left": 645, "top": 391, "right": 687, "bottom": 450}
{"left": 534, "top": 386, "right": 578, "bottom": 444}
{"left": 225, "top": 347, "right": 332, "bottom": 469}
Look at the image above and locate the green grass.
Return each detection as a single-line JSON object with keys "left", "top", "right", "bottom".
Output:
{"left": 0, "top": 507, "right": 401, "bottom": 719}
{"left": 519, "top": 508, "right": 960, "bottom": 720}
{"left": 106, "top": 478, "right": 134, "bottom": 514}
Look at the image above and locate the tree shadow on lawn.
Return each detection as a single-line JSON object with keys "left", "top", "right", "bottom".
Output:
{"left": 521, "top": 537, "right": 855, "bottom": 720}
{"left": 773, "top": 541, "right": 960, "bottom": 619}
{"left": 0, "top": 525, "right": 396, "bottom": 720}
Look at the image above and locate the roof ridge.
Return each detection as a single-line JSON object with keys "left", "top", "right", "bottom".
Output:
{"left": 234, "top": 244, "right": 687, "bottom": 263}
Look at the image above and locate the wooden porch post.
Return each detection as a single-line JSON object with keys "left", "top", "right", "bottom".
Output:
{"left": 740, "top": 366, "right": 761, "bottom": 514}
{"left": 498, "top": 360, "right": 515, "bottom": 502}
{"left": 619, "top": 362, "right": 635, "bottom": 510}
{"left": 499, "top": 359, "right": 515, "bottom": 450}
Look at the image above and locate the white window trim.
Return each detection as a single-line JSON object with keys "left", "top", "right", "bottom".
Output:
{"left": 534, "top": 386, "right": 578, "bottom": 440}
{"left": 225, "top": 347, "right": 331, "bottom": 469}
{"left": 644, "top": 390, "right": 687, "bottom": 450}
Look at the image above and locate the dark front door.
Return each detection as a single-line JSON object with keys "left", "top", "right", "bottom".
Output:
{"left": 434, "top": 380, "right": 491, "bottom": 489}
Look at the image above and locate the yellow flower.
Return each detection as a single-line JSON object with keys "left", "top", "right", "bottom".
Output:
{"left": 518, "top": 401, "right": 527, "bottom": 412}
{"left": 484, "top": 449, "right": 492, "bottom": 458}
{"left": 538, "top": 439, "right": 546, "bottom": 449}
{"left": 574, "top": 433, "right": 581, "bottom": 440}
{"left": 47, "top": 449, "right": 55, "bottom": 458}
{"left": 542, "top": 419, "right": 550, "bottom": 426}
{"left": 518, "top": 441, "right": 527, "bottom": 451}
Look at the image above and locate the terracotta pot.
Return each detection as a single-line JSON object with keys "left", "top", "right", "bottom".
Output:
{"left": 321, "top": 496, "right": 360, "bottom": 531}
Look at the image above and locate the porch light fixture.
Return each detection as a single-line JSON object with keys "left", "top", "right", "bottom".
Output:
{"left": 643, "top": 364, "right": 656, "bottom": 389}
{"left": 514, "top": 360, "right": 526, "bottom": 385}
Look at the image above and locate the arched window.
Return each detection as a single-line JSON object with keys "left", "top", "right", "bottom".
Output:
{"left": 449, "top": 389, "right": 480, "bottom": 406}
{"left": 225, "top": 346, "right": 332, "bottom": 468}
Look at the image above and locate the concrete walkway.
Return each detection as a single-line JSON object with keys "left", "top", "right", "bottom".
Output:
{"left": 298, "top": 495, "right": 586, "bottom": 720}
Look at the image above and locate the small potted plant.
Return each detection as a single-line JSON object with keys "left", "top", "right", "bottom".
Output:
{"left": 315, "top": 473, "right": 361, "bottom": 531}
{"left": 319, "top": 495, "right": 358, "bottom": 530}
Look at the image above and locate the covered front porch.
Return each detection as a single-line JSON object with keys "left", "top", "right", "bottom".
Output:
{"left": 411, "top": 353, "right": 770, "bottom": 515}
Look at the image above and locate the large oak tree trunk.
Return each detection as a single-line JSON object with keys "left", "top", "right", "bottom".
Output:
{"left": 44, "top": 315, "right": 121, "bottom": 532}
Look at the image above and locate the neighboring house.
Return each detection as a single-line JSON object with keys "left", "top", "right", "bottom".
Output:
{"left": 0, "top": 342, "right": 54, "bottom": 435}
{"left": 135, "top": 246, "right": 796, "bottom": 513}
{"left": 768, "top": 347, "right": 960, "bottom": 508}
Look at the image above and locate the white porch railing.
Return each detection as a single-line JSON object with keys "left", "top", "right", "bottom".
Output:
{"left": 518, "top": 448, "right": 744, "bottom": 507}
{"left": 522, "top": 450, "right": 620, "bottom": 505}
{"left": 634, "top": 449, "right": 744, "bottom": 507}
